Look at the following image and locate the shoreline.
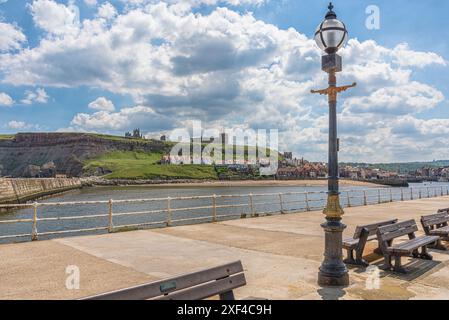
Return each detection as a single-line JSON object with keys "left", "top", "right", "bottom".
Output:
{"left": 85, "top": 178, "right": 386, "bottom": 188}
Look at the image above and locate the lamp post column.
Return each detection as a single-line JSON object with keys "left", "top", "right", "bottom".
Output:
{"left": 311, "top": 2, "right": 356, "bottom": 287}
{"left": 318, "top": 69, "right": 349, "bottom": 287}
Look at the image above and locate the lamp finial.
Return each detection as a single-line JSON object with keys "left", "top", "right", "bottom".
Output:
{"left": 325, "top": 2, "right": 337, "bottom": 19}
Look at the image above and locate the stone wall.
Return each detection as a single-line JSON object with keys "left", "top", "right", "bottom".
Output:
{"left": 0, "top": 178, "right": 82, "bottom": 204}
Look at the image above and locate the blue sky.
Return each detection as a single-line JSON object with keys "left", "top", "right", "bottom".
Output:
{"left": 0, "top": 0, "right": 448, "bottom": 162}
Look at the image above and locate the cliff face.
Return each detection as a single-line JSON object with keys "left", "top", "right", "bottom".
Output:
{"left": 0, "top": 133, "right": 170, "bottom": 177}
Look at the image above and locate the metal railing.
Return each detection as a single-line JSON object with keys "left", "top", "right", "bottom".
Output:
{"left": 0, "top": 185, "right": 448, "bottom": 243}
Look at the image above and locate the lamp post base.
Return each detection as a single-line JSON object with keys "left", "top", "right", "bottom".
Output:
{"left": 318, "top": 210, "right": 349, "bottom": 287}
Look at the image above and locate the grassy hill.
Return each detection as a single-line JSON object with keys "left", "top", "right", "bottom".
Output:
{"left": 83, "top": 151, "right": 218, "bottom": 180}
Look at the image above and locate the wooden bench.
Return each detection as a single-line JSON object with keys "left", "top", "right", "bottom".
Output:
{"left": 81, "top": 261, "right": 246, "bottom": 300}
{"left": 421, "top": 212, "right": 449, "bottom": 250}
{"left": 377, "top": 220, "right": 440, "bottom": 273}
{"left": 343, "top": 219, "right": 398, "bottom": 266}
{"left": 438, "top": 208, "right": 449, "bottom": 214}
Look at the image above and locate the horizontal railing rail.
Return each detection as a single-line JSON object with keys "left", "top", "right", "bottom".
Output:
{"left": 0, "top": 185, "right": 448, "bottom": 243}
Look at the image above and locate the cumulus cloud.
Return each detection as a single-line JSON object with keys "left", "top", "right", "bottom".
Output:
{"left": 0, "top": 1, "right": 447, "bottom": 162}
{"left": 28, "top": 0, "right": 80, "bottom": 36}
{"left": 71, "top": 105, "right": 175, "bottom": 131}
{"left": 7, "top": 120, "right": 40, "bottom": 130}
{"left": 88, "top": 97, "right": 115, "bottom": 111}
{"left": 0, "top": 22, "right": 27, "bottom": 52}
{"left": 0, "top": 92, "right": 14, "bottom": 106}
{"left": 84, "top": 0, "right": 97, "bottom": 6}
{"left": 343, "top": 82, "right": 444, "bottom": 115}
{"left": 97, "top": 2, "right": 117, "bottom": 20}
{"left": 21, "top": 88, "right": 49, "bottom": 105}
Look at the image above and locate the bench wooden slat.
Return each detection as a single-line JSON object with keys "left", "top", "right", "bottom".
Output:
{"left": 82, "top": 261, "right": 244, "bottom": 300}
{"left": 377, "top": 219, "right": 417, "bottom": 241}
{"left": 353, "top": 219, "right": 397, "bottom": 238}
{"left": 343, "top": 235, "right": 376, "bottom": 248}
{"left": 155, "top": 273, "right": 246, "bottom": 300}
{"left": 429, "top": 226, "right": 449, "bottom": 235}
{"left": 421, "top": 212, "right": 449, "bottom": 227}
{"left": 388, "top": 236, "right": 440, "bottom": 254}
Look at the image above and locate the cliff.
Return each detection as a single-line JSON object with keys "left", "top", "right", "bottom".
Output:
{"left": 0, "top": 133, "right": 170, "bottom": 177}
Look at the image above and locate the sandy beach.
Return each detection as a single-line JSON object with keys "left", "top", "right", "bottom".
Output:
{"left": 101, "top": 179, "right": 385, "bottom": 188}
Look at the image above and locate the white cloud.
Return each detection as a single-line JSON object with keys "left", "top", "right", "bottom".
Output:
{"left": 28, "top": 0, "right": 80, "bottom": 36}
{"left": 97, "top": 2, "right": 117, "bottom": 20}
{"left": 0, "top": 22, "right": 26, "bottom": 52}
{"left": 7, "top": 120, "right": 39, "bottom": 130}
{"left": 0, "top": 1, "right": 448, "bottom": 162}
{"left": 0, "top": 92, "right": 14, "bottom": 106}
{"left": 391, "top": 43, "right": 447, "bottom": 68}
{"left": 343, "top": 82, "right": 444, "bottom": 115}
{"left": 21, "top": 88, "right": 49, "bottom": 105}
{"left": 84, "top": 0, "right": 97, "bottom": 6}
{"left": 88, "top": 97, "right": 115, "bottom": 111}
{"left": 71, "top": 105, "right": 174, "bottom": 131}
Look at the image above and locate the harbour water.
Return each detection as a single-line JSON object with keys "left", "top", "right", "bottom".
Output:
{"left": 0, "top": 182, "right": 448, "bottom": 243}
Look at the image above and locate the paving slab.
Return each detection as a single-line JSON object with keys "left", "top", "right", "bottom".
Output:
{"left": 0, "top": 240, "right": 153, "bottom": 299}
{"left": 1, "top": 196, "right": 449, "bottom": 299}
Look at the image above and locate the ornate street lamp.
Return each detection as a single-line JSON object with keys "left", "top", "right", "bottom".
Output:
{"left": 311, "top": 2, "right": 356, "bottom": 287}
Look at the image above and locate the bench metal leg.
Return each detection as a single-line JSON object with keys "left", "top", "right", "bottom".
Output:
{"left": 420, "top": 246, "right": 433, "bottom": 260}
{"left": 380, "top": 254, "right": 392, "bottom": 271}
{"left": 343, "top": 249, "right": 357, "bottom": 265}
{"left": 393, "top": 256, "right": 407, "bottom": 274}
{"left": 428, "top": 239, "right": 448, "bottom": 251}
{"left": 219, "top": 290, "right": 235, "bottom": 300}
{"left": 412, "top": 249, "right": 420, "bottom": 258}
{"left": 355, "top": 248, "right": 369, "bottom": 267}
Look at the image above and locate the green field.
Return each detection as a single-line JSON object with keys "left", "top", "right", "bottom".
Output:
{"left": 0, "top": 134, "right": 14, "bottom": 140}
{"left": 83, "top": 151, "right": 218, "bottom": 180}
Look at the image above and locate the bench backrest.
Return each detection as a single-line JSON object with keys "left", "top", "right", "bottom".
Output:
{"left": 421, "top": 212, "right": 449, "bottom": 228}
{"left": 437, "top": 208, "right": 449, "bottom": 214}
{"left": 377, "top": 219, "right": 418, "bottom": 242}
{"left": 82, "top": 261, "right": 246, "bottom": 300}
{"left": 353, "top": 219, "right": 398, "bottom": 239}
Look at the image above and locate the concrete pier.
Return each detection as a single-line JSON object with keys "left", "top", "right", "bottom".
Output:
{"left": 1, "top": 196, "right": 449, "bottom": 300}
{"left": 0, "top": 178, "right": 81, "bottom": 204}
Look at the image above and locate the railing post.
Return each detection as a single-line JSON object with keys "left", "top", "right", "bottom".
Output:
{"left": 377, "top": 189, "right": 381, "bottom": 204}
{"left": 279, "top": 193, "right": 284, "bottom": 214}
{"left": 447, "top": 186, "right": 449, "bottom": 196}
{"left": 167, "top": 197, "right": 172, "bottom": 227}
{"left": 389, "top": 188, "right": 393, "bottom": 202}
{"left": 108, "top": 199, "right": 114, "bottom": 233}
{"left": 305, "top": 192, "right": 310, "bottom": 211}
{"left": 419, "top": 189, "right": 422, "bottom": 199}
{"left": 410, "top": 188, "right": 413, "bottom": 201}
{"left": 31, "top": 202, "right": 38, "bottom": 241}
{"left": 346, "top": 191, "right": 351, "bottom": 207}
{"left": 363, "top": 190, "right": 367, "bottom": 206}
{"left": 212, "top": 194, "right": 217, "bottom": 222}
{"left": 401, "top": 188, "right": 404, "bottom": 201}
{"left": 427, "top": 187, "right": 430, "bottom": 198}
{"left": 249, "top": 193, "right": 255, "bottom": 217}
{"left": 434, "top": 188, "right": 437, "bottom": 198}
{"left": 441, "top": 186, "right": 444, "bottom": 197}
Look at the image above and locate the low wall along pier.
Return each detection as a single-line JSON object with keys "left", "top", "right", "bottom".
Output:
{"left": 0, "top": 178, "right": 82, "bottom": 204}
